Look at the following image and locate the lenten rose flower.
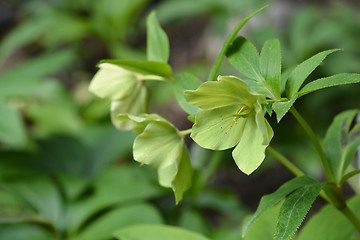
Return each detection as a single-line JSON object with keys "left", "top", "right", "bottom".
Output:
{"left": 184, "top": 75, "right": 273, "bottom": 174}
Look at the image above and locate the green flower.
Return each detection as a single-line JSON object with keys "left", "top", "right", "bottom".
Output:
{"left": 89, "top": 63, "right": 151, "bottom": 130}
{"left": 118, "top": 113, "right": 193, "bottom": 203}
{"left": 184, "top": 76, "right": 273, "bottom": 174}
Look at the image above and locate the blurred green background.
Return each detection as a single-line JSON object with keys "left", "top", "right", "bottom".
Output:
{"left": 0, "top": 0, "right": 359, "bottom": 239}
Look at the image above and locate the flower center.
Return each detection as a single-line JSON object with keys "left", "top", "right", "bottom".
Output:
{"left": 221, "top": 104, "right": 251, "bottom": 135}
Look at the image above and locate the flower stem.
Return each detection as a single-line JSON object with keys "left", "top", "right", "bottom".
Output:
{"left": 179, "top": 129, "right": 192, "bottom": 137}
{"left": 290, "top": 107, "right": 335, "bottom": 182}
{"left": 266, "top": 146, "right": 304, "bottom": 177}
{"left": 339, "top": 205, "right": 360, "bottom": 232}
{"left": 207, "top": 6, "right": 268, "bottom": 81}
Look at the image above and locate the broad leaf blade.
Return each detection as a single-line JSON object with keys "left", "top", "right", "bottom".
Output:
{"left": 298, "top": 194, "right": 360, "bottom": 240}
{"left": 285, "top": 49, "right": 340, "bottom": 98}
{"left": 75, "top": 204, "right": 163, "bottom": 240}
{"left": 146, "top": 11, "right": 169, "bottom": 63}
{"left": 242, "top": 176, "right": 318, "bottom": 237}
{"left": 99, "top": 59, "right": 173, "bottom": 80}
{"left": 173, "top": 72, "right": 202, "bottom": 116}
{"left": 274, "top": 183, "right": 322, "bottom": 240}
{"left": 0, "top": 101, "right": 27, "bottom": 147}
{"left": 299, "top": 73, "right": 360, "bottom": 97}
{"left": 322, "top": 110, "right": 360, "bottom": 183}
{"left": 114, "top": 224, "right": 210, "bottom": 240}
{"left": 260, "top": 39, "right": 281, "bottom": 98}
{"left": 273, "top": 93, "right": 297, "bottom": 122}
{"left": 0, "top": 50, "right": 75, "bottom": 98}
{"left": 226, "top": 36, "right": 262, "bottom": 82}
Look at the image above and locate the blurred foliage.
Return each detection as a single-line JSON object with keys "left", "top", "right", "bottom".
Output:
{"left": 0, "top": 0, "right": 360, "bottom": 239}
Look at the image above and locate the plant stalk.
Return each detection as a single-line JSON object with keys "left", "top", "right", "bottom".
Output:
{"left": 339, "top": 205, "right": 360, "bottom": 232}
{"left": 266, "top": 146, "right": 305, "bottom": 177}
{"left": 290, "top": 107, "right": 335, "bottom": 182}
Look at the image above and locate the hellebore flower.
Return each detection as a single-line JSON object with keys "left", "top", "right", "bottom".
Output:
{"left": 89, "top": 63, "right": 155, "bottom": 130}
{"left": 184, "top": 75, "right": 273, "bottom": 174}
{"left": 117, "top": 113, "right": 192, "bottom": 203}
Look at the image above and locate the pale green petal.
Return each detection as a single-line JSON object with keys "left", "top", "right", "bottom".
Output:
{"left": 110, "top": 84, "right": 148, "bottom": 130}
{"left": 254, "top": 101, "right": 274, "bottom": 145}
{"left": 133, "top": 121, "right": 192, "bottom": 203}
{"left": 232, "top": 114, "right": 269, "bottom": 175}
{"left": 89, "top": 63, "right": 139, "bottom": 100}
{"left": 158, "top": 143, "right": 192, "bottom": 203}
{"left": 191, "top": 105, "right": 246, "bottom": 150}
{"left": 117, "top": 113, "right": 170, "bottom": 134}
{"left": 184, "top": 76, "right": 252, "bottom": 110}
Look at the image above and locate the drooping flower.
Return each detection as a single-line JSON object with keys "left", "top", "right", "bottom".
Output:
{"left": 184, "top": 75, "right": 273, "bottom": 174}
{"left": 89, "top": 63, "right": 151, "bottom": 130}
{"left": 117, "top": 113, "right": 192, "bottom": 203}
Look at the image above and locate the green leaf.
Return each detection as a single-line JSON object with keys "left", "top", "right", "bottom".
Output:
{"left": 259, "top": 39, "right": 281, "bottom": 98}
{"left": 226, "top": 36, "right": 262, "bottom": 82}
{"left": 0, "top": 50, "right": 75, "bottom": 98}
{"left": 114, "top": 224, "right": 210, "bottom": 240}
{"left": 322, "top": 109, "right": 360, "bottom": 183}
{"left": 146, "top": 11, "right": 170, "bottom": 63}
{"left": 243, "top": 201, "right": 282, "bottom": 240}
{"left": 298, "top": 194, "right": 360, "bottom": 240}
{"left": 285, "top": 49, "right": 340, "bottom": 98}
{"left": 0, "top": 224, "right": 54, "bottom": 240}
{"left": 173, "top": 72, "right": 202, "bottom": 116}
{"left": 184, "top": 76, "right": 253, "bottom": 110}
{"left": 0, "top": 19, "right": 49, "bottom": 60}
{"left": 0, "top": 101, "right": 27, "bottom": 147}
{"left": 208, "top": 5, "right": 267, "bottom": 81}
{"left": 298, "top": 73, "right": 360, "bottom": 97}
{"left": 98, "top": 59, "right": 173, "bottom": 80}
{"left": 273, "top": 93, "right": 298, "bottom": 122}
{"left": 242, "top": 176, "right": 318, "bottom": 238}
{"left": 75, "top": 204, "right": 163, "bottom": 240}
{"left": 4, "top": 177, "right": 65, "bottom": 231}
{"left": 274, "top": 182, "right": 322, "bottom": 240}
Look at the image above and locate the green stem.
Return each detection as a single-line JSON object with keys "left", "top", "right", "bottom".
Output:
{"left": 266, "top": 146, "right": 304, "bottom": 177}
{"left": 290, "top": 107, "right": 335, "bottom": 182}
{"left": 339, "top": 205, "right": 360, "bottom": 232}
{"left": 267, "top": 146, "right": 330, "bottom": 201}
{"left": 207, "top": 5, "right": 268, "bottom": 81}
{"left": 179, "top": 129, "right": 192, "bottom": 137}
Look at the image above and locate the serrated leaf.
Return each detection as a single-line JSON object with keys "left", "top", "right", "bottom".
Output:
{"left": 285, "top": 49, "right": 340, "bottom": 98}
{"left": 98, "top": 59, "right": 173, "bottom": 80}
{"left": 322, "top": 109, "right": 360, "bottom": 183}
{"left": 146, "top": 11, "right": 169, "bottom": 63}
{"left": 243, "top": 200, "right": 282, "bottom": 240}
{"left": 273, "top": 93, "right": 298, "bottom": 122}
{"left": 208, "top": 6, "right": 267, "bottom": 81}
{"left": 173, "top": 72, "right": 202, "bottom": 116}
{"left": 113, "top": 224, "right": 210, "bottom": 240}
{"left": 242, "top": 176, "right": 318, "bottom": 237}
{"left": 298, "top": 73, "right": 360, "bottom": 97}
{"left": 298, "top": 194, "right": 360, "bottom": 240}
{"left": 259, "top": 39, "right": 281, "bottom": 98}
{"left": 226, "top": 36, "right": 262, "bottom": 82}
{"left": 274, "top": 183, "right": 322, "bottom": 240}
